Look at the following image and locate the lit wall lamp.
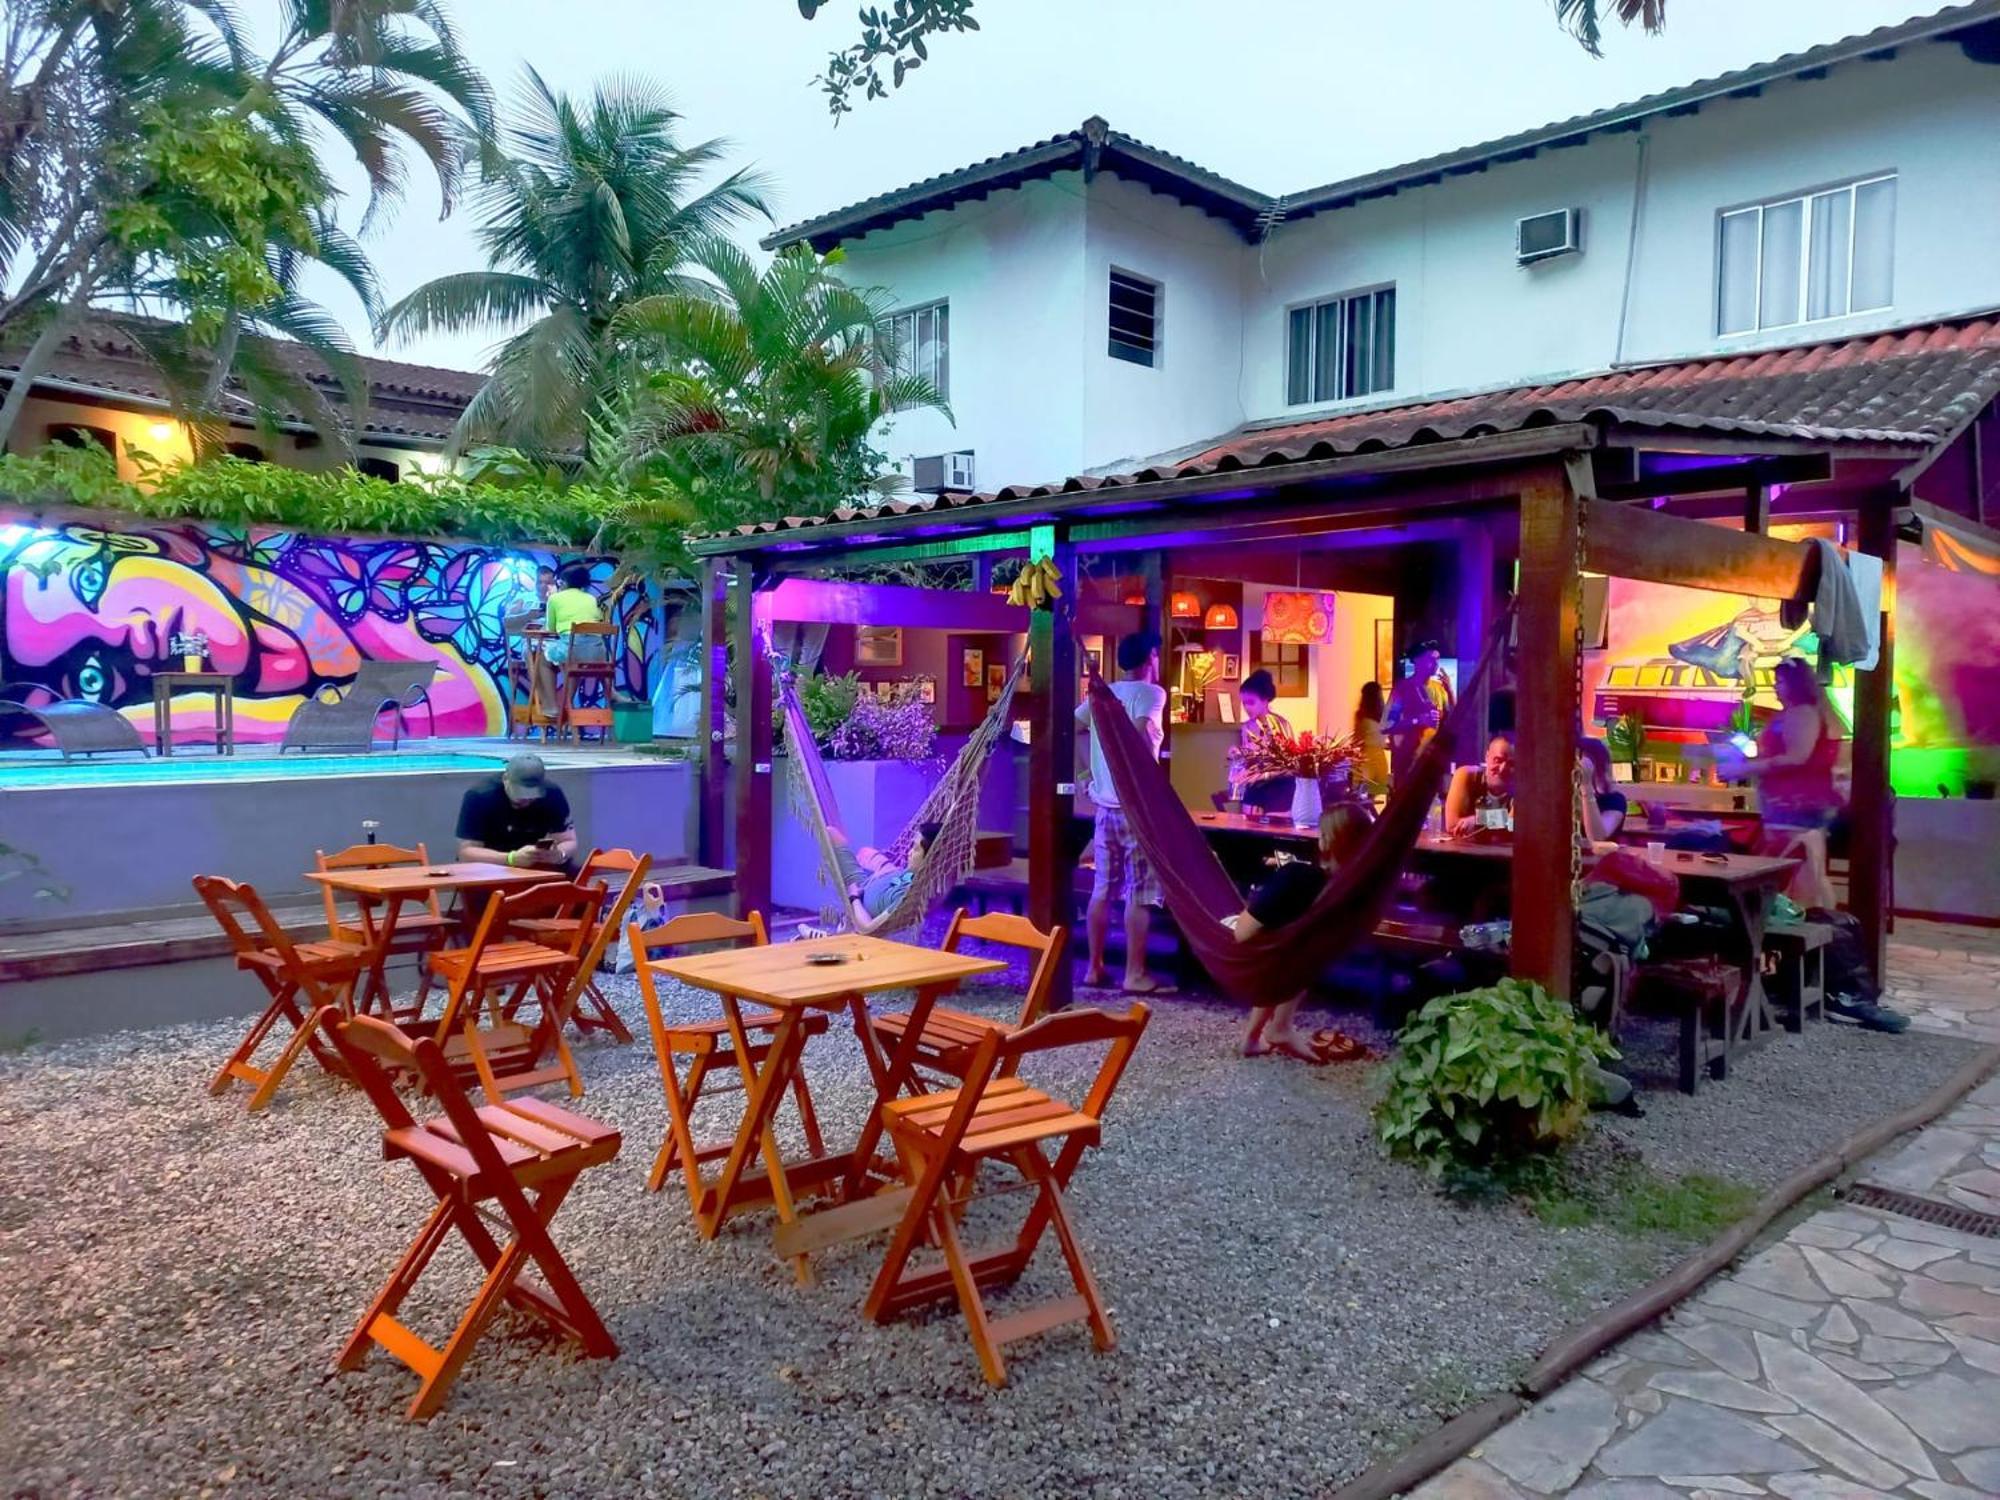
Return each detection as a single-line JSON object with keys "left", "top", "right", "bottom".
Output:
{"left": 1203, "top": 604, "right": 1239, "bottom": 631}
{"left": 1169, "top": 590, "right": 1202, "bottom": 620}
{"left": 147, "top": 420, "right": 176, "bottom": 444}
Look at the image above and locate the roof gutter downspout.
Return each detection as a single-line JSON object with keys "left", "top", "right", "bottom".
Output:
{"left": 1613, "top": 131, "right": 1652, "bottom": 368}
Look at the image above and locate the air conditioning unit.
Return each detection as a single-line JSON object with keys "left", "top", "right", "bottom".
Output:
{"left": 1516, "top": 207, "right": 1583, "bottom": 265}
{"left": 911, "top": 450, "right": 975, "bottom": 493}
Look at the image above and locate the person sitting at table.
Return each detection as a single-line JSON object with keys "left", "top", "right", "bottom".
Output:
{"left": 1354, "top": 680, "right": 1390, "bottom": 795}
{"left": 1443, "top": 734, "right": 1515, "bottom": 838}
{"left": 829, "top": 822, "right": 939, "bottom": 928}
{"left": 1576, "top": 737, "right": 1628, "bottom": 841}
{"left": 535, "top": 563, "right": 605, "bottom": 711}
{"left": 1225, "top": 802, "right": 1375, "bottom": 1063}
{"left": 1224, "top": 668, "right": 1295, "bottom": 813}
{"left": 456, "top": 754, "right": 579, "bottom": 873}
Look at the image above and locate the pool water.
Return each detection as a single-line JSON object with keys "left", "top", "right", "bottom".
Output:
{"left": 0, "top": 751, "right": 507, "bottom": 790}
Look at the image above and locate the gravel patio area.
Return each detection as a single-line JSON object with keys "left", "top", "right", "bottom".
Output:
{"left": 0, "top": 959, "right": 1982, "bottom": 1500}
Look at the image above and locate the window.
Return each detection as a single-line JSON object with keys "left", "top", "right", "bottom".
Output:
{"left": 224, "top": 441, "right": 266, "bottom": 463}
{"left": 1717, "top": 175, "right": 1895, "bottom": 335}
{"left": 1254, "top": 632, "right": 1310, "bottom": 697}
{"left": 46, "top": 423, "right": 117, "bottom": 454}
{"left": 1286, "top": 286, "right": 1396, "bottom": 405}
{"left": 356, "top": 456, "right": 400, "bottom": 482}
{"left": 1108, "top": 269, "right": 1160, "bottom": 367}
{"left": 885, "top": 300, "right": 949, "bottom": 399}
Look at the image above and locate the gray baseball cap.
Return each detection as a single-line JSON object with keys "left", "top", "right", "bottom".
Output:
{"left": 503, "top": 754, "right": 548, "bottom": 800}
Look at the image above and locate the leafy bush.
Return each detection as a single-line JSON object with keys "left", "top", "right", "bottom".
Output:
{"left": 794, "top": 672, "right": 862, "bottom": 745}
{"left": 1374, "top": 979, "right": 1618, "bottom": 1178}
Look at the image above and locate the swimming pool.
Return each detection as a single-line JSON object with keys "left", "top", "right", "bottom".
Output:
{"left": 0, "top": 751, "right": 507, "bottom": 790}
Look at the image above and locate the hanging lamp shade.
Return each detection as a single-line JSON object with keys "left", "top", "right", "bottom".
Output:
{"left": 1169, "top": 591, "right": 1202, "bottom": 620}
{"left": 1122, "top": 589, "right": 1147, "bottom": 607}
{"left": 1203, "top": 603, "right": 1239, "bottom": 631}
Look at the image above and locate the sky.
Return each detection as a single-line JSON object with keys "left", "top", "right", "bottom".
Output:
{"left": 315, "top": 0, "right": 1941, "bottom": 373}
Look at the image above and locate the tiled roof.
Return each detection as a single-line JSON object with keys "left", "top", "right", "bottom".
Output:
{"left": 697, "top": 315, "right": 2000, "bottom": 547}
{"left": 0, "top": 318, "right": 484, "bottom": 445}
{"left": 764, "top": 3, "right": 2000, "bottom": 250}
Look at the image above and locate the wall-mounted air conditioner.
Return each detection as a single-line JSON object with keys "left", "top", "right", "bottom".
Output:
{"left": 1516, "top": 208, "right": 1583, "bottom": 265}
{"left": 912, "top": 450, "right": 975, "bottom": 493}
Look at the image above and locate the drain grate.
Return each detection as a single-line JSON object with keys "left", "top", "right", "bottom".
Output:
{"left": 1843, "top": 1182, "right": 2000, "bottom": 1239}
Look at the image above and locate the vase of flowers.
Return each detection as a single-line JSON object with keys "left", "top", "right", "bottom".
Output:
{"left": 1236, "top": 726, "right": 1362, "bottom": 828}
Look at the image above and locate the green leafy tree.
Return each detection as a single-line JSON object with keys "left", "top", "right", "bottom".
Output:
{"left": 611, "top": 239, "right": 949, "bottom": 533}
{"left": 379, "top": 69, "right": 773, "bottom": 463}
{"left": 798, "top": 1, "right": 1668, "bottom": 115}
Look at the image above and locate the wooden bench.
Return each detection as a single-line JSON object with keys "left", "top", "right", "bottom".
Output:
{"left": 1764, "top": 919, "right": 1831, "bottom": 1032}
{"left": 1635, "top": 957, "right": 1745, "bottom": 1094}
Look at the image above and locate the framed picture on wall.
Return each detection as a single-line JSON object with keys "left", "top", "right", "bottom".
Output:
{"left": 1222, "top": 653, "right": 1241, "bottom": 681}
{"left": 918, "top": 677, "right": 936, "bottom": 705}
{"left": 1375, "top": 619, "right": 1395, "bottom": 686}
{"left": 962, "top": 647, "right": 984, "bottom": 687}
{"left": 1084, "top": 647, "right": 1102, "bottom": 679}
{"left": 986, "top": 663, "right": 1005, "bottom": 692}
{"left": 855, "top": 626, "right": 903, "bottom": 667}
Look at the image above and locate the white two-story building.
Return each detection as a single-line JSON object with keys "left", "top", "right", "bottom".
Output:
{"left": 767, "top": 1, "right": 2000, "bottom": 494}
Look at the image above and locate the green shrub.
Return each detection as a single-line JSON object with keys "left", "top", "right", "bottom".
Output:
{"left": 1374, "top": 979, "right": 1619, "bottom": 1178}
{"left": 778, "top": 671, "right": 861, "bottom": 748}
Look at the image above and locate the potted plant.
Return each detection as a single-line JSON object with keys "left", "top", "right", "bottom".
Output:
{"left": 1236, "top": 725, "right": 1362, "bottom": 827}
{"left": 1604, "top": 712, "right": 1646, "bottom": 775}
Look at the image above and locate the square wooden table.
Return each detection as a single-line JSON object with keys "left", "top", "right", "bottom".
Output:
{"left": 151, "top": 671, "right": 235, "bottom": 756}
{"left": 647, "top": 933, "right": 1006, "bottom": 1279}
{"left": 306, "top": 861, "right": 563, "bottom": 1018}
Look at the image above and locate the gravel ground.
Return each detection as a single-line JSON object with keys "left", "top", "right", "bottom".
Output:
{"left": 0, "top": 950, "right": 1980, "bottom": 1500}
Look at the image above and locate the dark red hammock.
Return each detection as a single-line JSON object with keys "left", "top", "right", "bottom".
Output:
{"left": 1085, "top": 623, "right": 1506, "bottom": 1009}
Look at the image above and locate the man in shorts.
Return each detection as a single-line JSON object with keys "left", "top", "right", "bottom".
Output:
{"left": 1074, "top": 631, "right": 1173, "bottom": 995}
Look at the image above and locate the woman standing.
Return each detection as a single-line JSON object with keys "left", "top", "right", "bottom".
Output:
{"left": 1353, "top": 681, "right": 1390, "bottom": 794}
{"left": 1226, "top": 668, "right": 1295, "bottom": 813}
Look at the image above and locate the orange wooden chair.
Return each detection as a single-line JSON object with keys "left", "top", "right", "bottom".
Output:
{"left": 315, "top": 841, "right": 456, "bottom": 1023}
{"left": 427, "top": 880, "right": 600, "bottom": 1101}
{"left": 868, "top": 909, "right": 1067, "bottom": 1086}
{"left": 630, "top": 911, "right": 829, "bottom": 1208}
{"left": 318, "top": 1011, "right": 620, "bottom": 1421}
{"left": 556, "top": 620, "right": 617, "bottom": 743}
{"left": 508, "top": 847, "right": 652, "bottom": 1043}
{"left": 865, "top": 1002, "right": 1151, "bottom": 1388}
{"left": 195, "top": 874, "right": 369, "bottom": 1111}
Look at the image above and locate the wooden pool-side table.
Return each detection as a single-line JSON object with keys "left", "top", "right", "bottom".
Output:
{"left": 647, "top": 933, "right": 1007, "bottom": 1280}
{"left": 151, "top": 671, "right": 235, "bottom": 757}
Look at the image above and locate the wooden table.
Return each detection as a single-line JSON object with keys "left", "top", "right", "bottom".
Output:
{"left": 306, "top": 861, "right": 563, "bottom": 1017}
{"left": 151, "top": 671, "right": 235, "bottom": 756}
{"left": 647, "top": 933, "right": 1006, "bottom": 1279}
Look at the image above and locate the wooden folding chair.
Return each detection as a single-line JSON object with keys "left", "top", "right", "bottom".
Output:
{"left": 868, "top": 909, "right": 1067, "bottom": 1086}
{"left": 631, "top": 911, "right": 829, "bottom": 1208}
{"left": 195, "top": 874, "right": 368, "bottom": 1111}
{"left": 318, "top": 1011, "right": 620, "bottom": 1421}
{"left": 865, "top": 1002, "right": 1151, "bottom": 1388}
{"left": 427, "top": 881, "right": 599, "bottom": 1100}
{"left": 509, "top": 847, "right": 652, "bottom": 1043}
{"left": 316, "top": 841, "right": 455, "bottom": 1023}
{"left": 557, "top": 621, "right": 617, "bottom": 743}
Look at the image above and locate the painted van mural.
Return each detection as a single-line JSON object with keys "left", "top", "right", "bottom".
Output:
{"left": 0, "top": 511, "right": 655, "bottom": 745}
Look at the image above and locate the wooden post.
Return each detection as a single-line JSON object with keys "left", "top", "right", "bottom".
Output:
{"left": 730, "top": 558, "right": 773, "bottom": 919}
{"left": 698, "top": 560, "right": 729, "bottom": 870}
{"left": 1743, "top": 483, "right": 1771, "bottom": 534}
{"left": 1028, "top": 524, "right": 1079, "bottom": 1009}
{"left": 1511, "top": 473, "right": 1581, "bottom": 997}
{"left": 1849, "top": 488, "right": 1899, "bottom": 978}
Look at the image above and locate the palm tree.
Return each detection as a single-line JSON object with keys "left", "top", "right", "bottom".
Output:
{"left": 1556, "top": 0, "right": 1667, "bottom": 57}
{"left": 611, "top": 239, "right": 949, "bottom": 532}
{"left": 379, "top": 69, "right": 774, "bottom": 463}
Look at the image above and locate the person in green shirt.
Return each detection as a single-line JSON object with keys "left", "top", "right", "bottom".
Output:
{"left": 537, "top": 563, "right": 604, "bottom": 708}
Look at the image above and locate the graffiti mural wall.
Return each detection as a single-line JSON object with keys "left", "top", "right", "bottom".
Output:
{"left": 0, "top": 509, "right": 656, "bottom": 745}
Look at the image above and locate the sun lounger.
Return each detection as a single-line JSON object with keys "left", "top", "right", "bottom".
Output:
{"left": 280, "top": 660, "right": 439, "bottom": 753}
{"left": 0, "top": 686, "right": 149, "bottom": 760}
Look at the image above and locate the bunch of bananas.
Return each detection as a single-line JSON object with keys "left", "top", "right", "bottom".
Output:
{"left": 1006, "top": 557, "right": 1065, "bottom": 610}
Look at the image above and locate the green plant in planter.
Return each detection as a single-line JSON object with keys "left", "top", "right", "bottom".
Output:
{"left": 1374, "top": 979, "right": 1618, "bottom": 1178}
{"left": 772, "top": 671, "right": 862, "bottom": 749}
{"left": 1604, "top": 712, "right": 1647, "bottom": 766}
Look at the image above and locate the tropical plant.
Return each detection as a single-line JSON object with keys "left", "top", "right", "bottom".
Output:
{"left": 379, "top": 68, "right": 773, "bottom": 462}
{"left": 1604, "top": 712, "right": 1647, "bottom": 766}
{"left": 791, "top": 670, "right": 862, "bottom": 745}
{"left": 1555, "top": 0, "right": 1668, "bottom": 57}
{"left": 1373, "top": 979, "right": 1619, "bottom": 1179}
{"left": 614, "top": 240, "right": 948, "bottom": 531}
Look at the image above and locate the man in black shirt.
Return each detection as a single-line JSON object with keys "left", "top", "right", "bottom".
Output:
{"left": 456, "top": 754, "right": 579, "bottom": 873}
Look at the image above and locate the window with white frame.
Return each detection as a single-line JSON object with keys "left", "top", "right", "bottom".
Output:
{"left": 1108, "top": 269, "right": 1160, "bottom": 367}
{"left": 1717, "top": 175, "right": 1895, "bottom": 336}
{"left": 1286, "top": 286, "right": 1396, "bottom": 405}
{"left": 884, "top": 300, "right": 949, "bottom": 399}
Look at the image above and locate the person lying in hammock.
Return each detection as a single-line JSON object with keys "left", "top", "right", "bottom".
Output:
{"left": 830, "top": 822, "right": 941, "bottom": 928}
{"left": 1223, "top": 802, "right": 1375, "bottom": 1064}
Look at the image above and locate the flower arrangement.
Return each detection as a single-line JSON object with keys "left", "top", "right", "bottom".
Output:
{"left": 828, "top": 695, "right": 937, "bottom": 762}
{"left": 1235, "top": 724, "right": 1362, "bottom": 784}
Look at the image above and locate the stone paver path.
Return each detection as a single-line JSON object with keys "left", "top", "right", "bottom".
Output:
{"left": 1884, "top": 921, "right": 2000, "bottom": 1046}
{"left": 1415, "top": 1075, "right": 2000, "bottom": 1500}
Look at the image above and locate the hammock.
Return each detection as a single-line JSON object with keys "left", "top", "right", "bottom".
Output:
{"left": 781, "top": 652, "right": 1028, "bottom": 936}
{"left": 1085, "top": 620, "right": 1509, "bottom": 1009}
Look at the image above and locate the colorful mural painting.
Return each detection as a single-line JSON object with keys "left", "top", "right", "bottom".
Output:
{"left": 0, "top": 510, "right": 656, "bottom": 745}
